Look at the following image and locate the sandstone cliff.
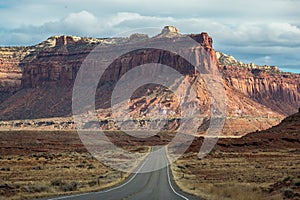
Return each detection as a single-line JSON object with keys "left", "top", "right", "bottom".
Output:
{"left": 0, "top": 26, "right": 299, "bottom": 136}
{"left": 0, "top": 47, "right": 25, "bottom": 92}
{"left": 222, "top": 65, "right": 300, "bottom": 115}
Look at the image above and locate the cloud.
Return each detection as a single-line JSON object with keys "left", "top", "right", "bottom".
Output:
{"left": 0, "top": 11, "right": 104, "bottom": 45}
{"left": 0, "top": 0, "right": 299, "bottom": 73}
{"left": 42, "top": 10, "right": 103, "bottom": 35}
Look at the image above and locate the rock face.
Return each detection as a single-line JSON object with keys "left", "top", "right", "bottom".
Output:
{"left": 0, "top": 47, "right": 26, "bottom": 92}
{"left": 0, "top": 27, "right": 299, "bottom": 136}
{"left": 20, "top": 31, "right": 217, "bottom": 89}
{"left": 222, "top": 65, "right": 300, "bottom": 115}
{"left": 20, "top": 36, "right": 99, "bottom": 88}
{"left": 217, "top": 52, "right": 280, "bottom": 73}
{"left": 161, "top": 26, "right": 180, "bottom": 34}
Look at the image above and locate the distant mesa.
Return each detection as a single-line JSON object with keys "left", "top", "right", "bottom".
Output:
{"left": 154, "top": 26, "right": 181, "bottom": 38}
{"left": 42, "top": 26, "right": 180, "bottom": 47}
{"left": 161, "top": 26, "right": 180, "bottom": 34}
{"left": 129, "top": 33, "right": 149, "bottom": 42}
{"left": 216, "top": 51, "right": 281, "bottom": 73}
{"left": 0, "top": 27, "right": 299, "bottom": 136}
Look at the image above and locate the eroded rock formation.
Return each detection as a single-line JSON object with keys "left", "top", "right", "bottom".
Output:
{"left": 0, "top": 27, "right": 299, "bottom": 136}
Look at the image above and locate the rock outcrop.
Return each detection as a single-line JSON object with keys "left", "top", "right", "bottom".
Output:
{"left": 217, "top": 52, "right": 281, "bottom": 73}
{"left": 0, "top": 47, "right": 26, "bottom": 92}
{"left": 0, "top": 27, "right": 299, "bottom": 136}
{"left": 161, "top": 26, "right": 180, "bottom": 34}
{"left": 222, "top": 65, "right": 300, "bottom": 115}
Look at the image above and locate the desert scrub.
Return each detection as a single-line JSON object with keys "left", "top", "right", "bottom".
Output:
{"left": 24, "top": 183, "right": 51, "bottom": 193}
{"left": 293, "top": 179, "right": 300, "bottom": 187}
{"left": 283, "top": 188, "right": 294, "bottom": 199}
{"left": 58, "top": 182, "right": 78, "bottom": 192}
{"left": 50, "top": 179, "right": 78, "bottom": 192}
{"left": 0, "top": 167, "right": 10, "bottom": 171}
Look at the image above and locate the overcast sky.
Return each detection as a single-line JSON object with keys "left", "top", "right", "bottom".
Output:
{"left": 0, "top": 0, "right": 299, "bottom": 73}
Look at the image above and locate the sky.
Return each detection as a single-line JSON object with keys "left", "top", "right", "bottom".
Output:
{"left": 0, "top": 0, "right": 299, "bottom": 73}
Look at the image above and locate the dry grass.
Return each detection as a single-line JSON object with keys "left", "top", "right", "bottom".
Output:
{"left": 170, "top": 149, "right": 300, "bottom": 200}
{"left": 0, "top": 147, "right": 150, "bottom": 200}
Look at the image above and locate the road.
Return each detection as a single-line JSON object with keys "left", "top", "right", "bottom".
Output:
{"left": 42, "top": 147, "right": 201, "bottom": 200}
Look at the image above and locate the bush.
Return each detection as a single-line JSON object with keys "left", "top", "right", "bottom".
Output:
{"left": 32, "top": 166, "right": 42, "bottom": 170}
{"left": 25, "top": 184, "right": 50, "bottom": 193}
{"left": 51, "top": 180, "right": 78, "bottom": 192}
{"left": 59, "top": 182, "right": 78, "bottom": 192}
{"left": 76, "top": 163, "right": 85, "bottom": 168}
{"left": 88, "top": 181, "right": 98, "bottom": 187}
{"left": 87, "top": 164, "right": 96, "bottom": 169}
{"left": 0, "top": 167, "right": 10, "bottom": 171}
{"left": 294, "top": 179, "right": 300, "bottom": 187}
{"left": 283, "top": 176, "right": 292, "bottom": 182}
{"left": 51, "top": 179, "right": 63, "bottom": 187}
{"left": 283, "top": 188, "right": 294, "bottom": 198}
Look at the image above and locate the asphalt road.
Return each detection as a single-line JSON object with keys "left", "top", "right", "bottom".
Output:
{"left": 41, "top": 147, "right": 202, "bottom": 200}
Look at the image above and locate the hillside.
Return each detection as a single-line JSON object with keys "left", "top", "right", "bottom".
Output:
{"left": 0, "top": 26, "right": 299, "bottom": 136}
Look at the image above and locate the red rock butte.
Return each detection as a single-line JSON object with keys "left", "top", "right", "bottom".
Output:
{"left": 0, "top": 26, "right": 299, "bottom": 136}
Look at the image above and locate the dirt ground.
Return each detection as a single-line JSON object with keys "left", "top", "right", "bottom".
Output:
{"left": 0, "top": 130, "right": 149, "bottom": 200}
{"left": 0, "top": 111, "right": 299, "bottom": 200}
{"left": 170, "top": 112, "right": 300, "bottom": 200}
{"left": 171, "top": 149, "right": 300, "bottom": 200}
{"left": 0, "top": 152, "right": 127, "bottom": 200}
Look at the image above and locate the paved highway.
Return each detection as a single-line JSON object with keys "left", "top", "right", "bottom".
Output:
{"left": 41, "top": 147, "right": 201, "bottom": 200}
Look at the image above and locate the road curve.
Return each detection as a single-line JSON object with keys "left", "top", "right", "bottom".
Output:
{"left": 41, "top": 147, "right": 202, "bottom": 200}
